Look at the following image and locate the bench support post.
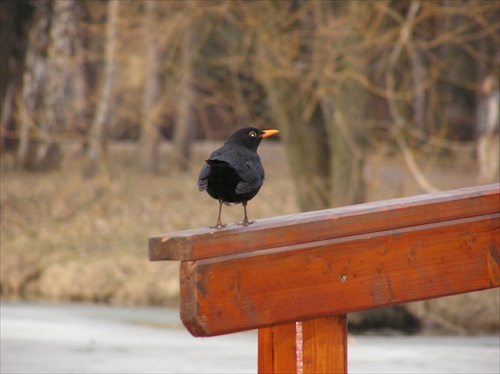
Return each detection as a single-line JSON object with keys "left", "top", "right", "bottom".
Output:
{"left": 258, "top": 315, "right": 347, "bottom": 373}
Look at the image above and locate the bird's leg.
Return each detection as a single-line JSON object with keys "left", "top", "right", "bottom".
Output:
{"left": 210, "top": 199, "right": 226, "bottom": 229}
{"left": 238, "top": 201, "right": 255, "bottom": 226}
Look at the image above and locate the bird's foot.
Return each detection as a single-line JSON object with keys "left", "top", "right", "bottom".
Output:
{"left": 236, "top": 219, "right": 255, "bottom": 227}
{"left": 210, "top": 222, "right": 227, "bottom": 230}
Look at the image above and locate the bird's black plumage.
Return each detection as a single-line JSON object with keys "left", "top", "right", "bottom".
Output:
{"left": 198, "top": 127, "right": 279, "bottom": 229}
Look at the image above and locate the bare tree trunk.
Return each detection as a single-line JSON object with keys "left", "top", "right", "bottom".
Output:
{"left": 139, "top": 0, "right": 162, "bottom": 174}
{"left": 322, "top": 99, "right": 366, "bottom": 207}
{"left": 17, "top": 0, "right": 86, "bottom": 171}
{"left": 86, "top": 0, "right": 119, "bottom": 175}
{"left": 259, "top": 71, "right": 331, "bottom": 211}
{"left": 315, "top": 1, "right": 367, "bottom": 208}
{"left": 255, "top": 1, "right": 366, "bottom": 211}
{"left": 17, "top": 0, "right": 51, "bottom": 170}
{"left": 1, "top": 1, "right": 29, "bottom": 154}
{"left": 254, "top": 3, "right": 330, "bottom": 211}
{"left": 173, "top": 26, "right": 196, "bottom": 171}
{"left": 40, "top": 0, "right": 85, "bottom": 169}
{"left": 438, "top": 0, "right": 477, "bottom": 140}
{"left": 0, "top": 1, "right": 16, "bottom": 107}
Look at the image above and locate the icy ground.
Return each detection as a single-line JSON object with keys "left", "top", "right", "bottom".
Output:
{"left": 1, "top": 301, "right": 498, "bottom": 373}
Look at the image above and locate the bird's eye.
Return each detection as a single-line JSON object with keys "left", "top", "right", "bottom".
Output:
{"left": 249, "top": 131, "right": 257, "bottom": 138}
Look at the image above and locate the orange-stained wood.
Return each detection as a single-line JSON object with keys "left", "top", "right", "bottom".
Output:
{"left": 258, "top": 323, "right": 297, "bottom": 373}
{"left": 149, "top": 184, "right": 499, "bottom": 261}
{"left": 257, "top": 327, "right": 274, "bottom": 373}
{"left": 257, "top": 316, "right": 347, "bottom": 374}
{"left": 258, "top": 314, "right": 347, "bottom": 374}
{"left": 301, "top": 315, "right": 347, "bottom": 373}
{"left": 180, "top": 213, "right": 499, "bottom": 336}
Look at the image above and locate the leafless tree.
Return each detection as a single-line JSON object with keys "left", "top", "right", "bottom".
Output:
{"left": 246, "top": 1, "right": 368, "bottom": 209}
{"left": 86, "top": 0, "right": 119, "bottom": 175}
{"left": 172, "top": 23, "right": 196, "bottom": 171}
{"left": 17, "top": 0, "right": 86, "bottom": 171}
{"left": 139, "top": 0, "right": 162, "bottom": 173}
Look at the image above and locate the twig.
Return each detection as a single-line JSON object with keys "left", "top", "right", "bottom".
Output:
{"left": 384, "top": 1, "right": 440, "bottom": 193}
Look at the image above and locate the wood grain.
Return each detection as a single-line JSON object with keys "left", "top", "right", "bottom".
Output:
{"left": 180, "top": 213, "right": 499, "bottom": 336}
{"left": 257, "top": 316, "right": 347, "bottom": 374}
{"left": 149, "top": 184, "right": 500, "bottom": 261}
{"left": 258, "top": 322, "right": 297, "bottom": 373}
{"left": 301, "top": 315, "right": 347, "bottom": 374}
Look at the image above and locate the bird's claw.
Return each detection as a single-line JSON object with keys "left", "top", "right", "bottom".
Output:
{"left": 237, "top": 220, "right": 255, "bottom": 227}
{"left": 210, "top": 223, "right": 227, "bottom": 230}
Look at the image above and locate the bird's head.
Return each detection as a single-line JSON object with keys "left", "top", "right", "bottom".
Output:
{"left": 225, "top": 127, "right": 279, "bottom": 152}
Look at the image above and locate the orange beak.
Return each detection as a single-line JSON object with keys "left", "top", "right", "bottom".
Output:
{"left": 260, "top": 129, "right": 279, "bottom": 138}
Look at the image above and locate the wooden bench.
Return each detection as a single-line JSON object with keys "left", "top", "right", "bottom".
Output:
{"left": 149, "top": 184, "right": 500, "bottom": 373}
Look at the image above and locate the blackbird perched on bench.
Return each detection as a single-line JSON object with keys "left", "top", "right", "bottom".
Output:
{"left": 198, "top": 127, "right": 279, "bottom": 229}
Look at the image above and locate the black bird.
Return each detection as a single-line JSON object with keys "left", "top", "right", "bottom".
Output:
{"left": 198, "top": 127, "right": 279, "bottom": 229}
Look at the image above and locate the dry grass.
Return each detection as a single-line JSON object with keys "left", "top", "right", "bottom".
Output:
{"left": 0, "top": 141, "right": 297, "bottom": 306}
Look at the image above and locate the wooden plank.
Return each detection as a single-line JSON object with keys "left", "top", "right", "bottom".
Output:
{"left": 179, "top": 213, "right": 499, "bottom": 336}
{"left": 149, "top": 184, "right": 499, "bottom": 261}
{"left": 257, "top": 326, "right": 274, "bottom": 373}
{"left": 258, "top": 323, "right": 297, "bottom": 373}
{"left": 301, "top": 315, "right": 347, "bottom": 374}
{"left": 257, "top": 316, "right": 348, "bottom": 374}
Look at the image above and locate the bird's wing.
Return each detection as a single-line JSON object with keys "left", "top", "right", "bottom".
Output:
{"left": 199, "top": 144, "right": 235, "bottom": 192}
{"left": 197, "top": 163, "right": 211, "bottom": 191}
{"left": 235, "top": 159, "right": 265, "bottom": 194}
{"left": 203, "top": 145, "right": 265, "bottom": 195}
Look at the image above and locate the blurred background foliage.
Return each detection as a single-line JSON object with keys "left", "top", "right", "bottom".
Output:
{"left": 2, "top": 0, "right": 498, "bottom": 208}
{"left": 1, "top": 0, "right": 499, "bottom": 333}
